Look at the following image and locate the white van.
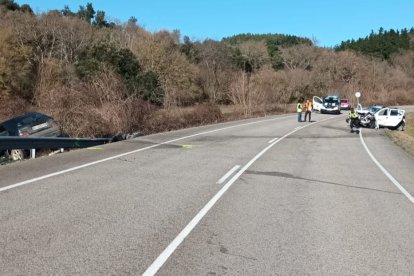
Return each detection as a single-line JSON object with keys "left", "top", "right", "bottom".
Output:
{"left": 313, "top": 95, "right": 341, "bottom": 114}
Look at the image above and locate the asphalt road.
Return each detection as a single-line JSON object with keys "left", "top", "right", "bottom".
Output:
{"left": 0, "top": 110, "right": 414, "bottom": 275}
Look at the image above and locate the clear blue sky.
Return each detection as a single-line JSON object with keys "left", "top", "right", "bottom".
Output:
{"left": 16, "top": 0, "right": 414, "bottom": 47}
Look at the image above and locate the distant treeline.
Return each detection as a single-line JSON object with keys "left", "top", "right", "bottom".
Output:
{"left": 336, "top": 27, "right": 414, "bottom": 60}
{"left": 1, "top": 0, "right": 414, "bottom": 137}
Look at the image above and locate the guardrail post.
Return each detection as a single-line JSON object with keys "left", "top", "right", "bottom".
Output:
{"left": 30, "top": 149, "right": 36, "bottom": 159}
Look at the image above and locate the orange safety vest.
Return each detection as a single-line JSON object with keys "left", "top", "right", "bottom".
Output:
{"left": 304, "top": 101, "right": 312, "bottom": 111}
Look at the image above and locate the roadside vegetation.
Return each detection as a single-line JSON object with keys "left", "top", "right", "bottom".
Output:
{"left": 386, "top": 113, "right": 414, "bottom": 157}
{"left": 1, "top": 0, "right": 414, "bottom": 138}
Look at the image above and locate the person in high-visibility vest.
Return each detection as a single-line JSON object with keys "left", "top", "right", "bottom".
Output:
{"left": 304, "top": 99, "right": 313, "bottom": 122}
{"left": 297, "top": 99, "right": 303, "bottom": 122}
{"left": 348, "top": 107, "right": 360, "bottom": 133}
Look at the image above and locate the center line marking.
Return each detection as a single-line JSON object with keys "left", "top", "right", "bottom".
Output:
{"left": 217, "top": 165, "right": 240, "bottom": 184}
{"left": 142, "top": 116, "right": 337, "bottom": 276}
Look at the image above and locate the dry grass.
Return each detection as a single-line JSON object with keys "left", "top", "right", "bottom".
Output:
{"left": 142, "top": 104, "right": 223, "bottom": 134}
{"left": 386, "top": 112, "right": 414, "bottom": 157}
{"left": 142, "top": 103, "right": 293, "bottom": 134}
{"left": 219, "top": 103, "right": 294, "bottom": 121}
{"left": 0, "top": 95, "right": 31, "bottom": 122}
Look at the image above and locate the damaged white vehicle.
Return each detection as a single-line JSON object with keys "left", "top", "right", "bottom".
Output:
{"left": 374, "top": 107, "right": 406, "bottom": 130}
{"left": 358, "top": 106, "right": 405, "bottom": 130}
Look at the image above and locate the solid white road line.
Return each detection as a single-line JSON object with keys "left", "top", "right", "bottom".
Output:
{"left": 268, "top": 137, "right": 279, "bottom": 144}
{"left": 142, "top": 116, "right": 337, "bottom": 276}
{"left": 217, "top": 165, "right": 240, "bottom": 184}
{"left": 0, "top": 115, "right": 295, "bottom": 193}
{"left": 359, "top": 130, "right": 414, "bottom": 204}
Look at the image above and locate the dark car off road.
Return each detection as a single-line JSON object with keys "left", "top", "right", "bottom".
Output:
{"left": 0, "top": 112, "right": 62, "bottom": 161}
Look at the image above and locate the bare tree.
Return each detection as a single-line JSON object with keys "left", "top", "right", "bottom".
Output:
{"left": 0, "top": 26, "right": 35, "bottom": 99}
{"left": 238, "top": 40, "right": 271, "bottom": 71}
{"left": 8, "top": 11, "right": 94, "bottom": 64}
{"left": 391, "top": 50, "right": 414, "bottom": 77}
{"left": 229, "top": 71, "right": 251, "bottom": 116}
{"left": 196, "top": 40, "right": 233, "bottom": 104}
{"left": 280, "top": 44, "right": 321, "bottom": 71}
{"left": 129, "top": 30, "right": 200, "bottom": 107}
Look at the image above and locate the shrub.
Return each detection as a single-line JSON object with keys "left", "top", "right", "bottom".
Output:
{"left": 0, "top": 95, "right": 31, "bottom": 122}
{"left": 35, "top": 66, "right": 151, "bottom": 137}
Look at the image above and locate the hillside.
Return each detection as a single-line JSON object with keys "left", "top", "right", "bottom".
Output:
{"left": 1, "top": 0, "right": 414, "bottom": 137}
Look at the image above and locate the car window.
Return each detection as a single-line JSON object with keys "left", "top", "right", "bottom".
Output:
{"left": 324, "top": 98, "right": 339, "bottom": 103}
{"left": 377, "top": 109, "right": 388, "bottom": 116}
{"left": 0, "top": 125, "right": 9, "bottom": 136}
{"left": 17, "top": 115, "right": 36, "bottom": 128}
{"left": 313, "top": 97, "right": 322, "bottom": 103}
{"left": 370, "top": 106, "right": 382, "bottom": 113}
{"left": 18, "top": 114, "right": 48, "bottom": 128}
{"left": 390, "top": 109, "right": 399, "bottom": 116}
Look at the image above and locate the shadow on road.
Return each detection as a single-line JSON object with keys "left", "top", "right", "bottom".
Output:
{"left": 245, "top": 170, "right": 400, "bottom": 195}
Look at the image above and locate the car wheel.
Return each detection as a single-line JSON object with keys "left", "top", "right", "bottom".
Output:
{"left": 9, "top": 149, "right": 26, "bottom": 161}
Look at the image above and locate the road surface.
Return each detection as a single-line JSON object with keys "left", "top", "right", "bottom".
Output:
{"left": 0, "top": 110, "right": 413, "bottom": 275}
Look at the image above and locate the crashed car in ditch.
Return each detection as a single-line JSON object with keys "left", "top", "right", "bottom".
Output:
{"left": 375, "top": 107, "right": 405, "bottom": 130}
{"left": 356, "top": 106, "right": 405, "bottom": 130}
{"left": 0, "top": 112, "right": 62, "bottom": 160}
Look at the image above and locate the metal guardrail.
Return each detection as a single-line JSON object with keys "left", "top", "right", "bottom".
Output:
{"left": 0, "top": 136, "right": 110, "bottom": 151}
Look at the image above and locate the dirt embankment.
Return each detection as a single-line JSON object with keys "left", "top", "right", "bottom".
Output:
{"left": 386, "top": 112, "right": 414, "bottom": 157}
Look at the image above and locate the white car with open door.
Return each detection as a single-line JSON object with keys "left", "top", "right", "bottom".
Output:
{"left": 374, "top": 107, "right": 405, "bottom": 130}
{"left": 312, "top": 96, "right": 323, "bottom": 112}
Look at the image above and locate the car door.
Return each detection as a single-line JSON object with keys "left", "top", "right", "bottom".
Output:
{"left": 386, "top": 109, "right": 405, "bottom": 127}
{"left": 312, "top": 96, "right": 322, "bottom": 112}
{"left": 375, "top": 108, "right": 390, "bottom": 127}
